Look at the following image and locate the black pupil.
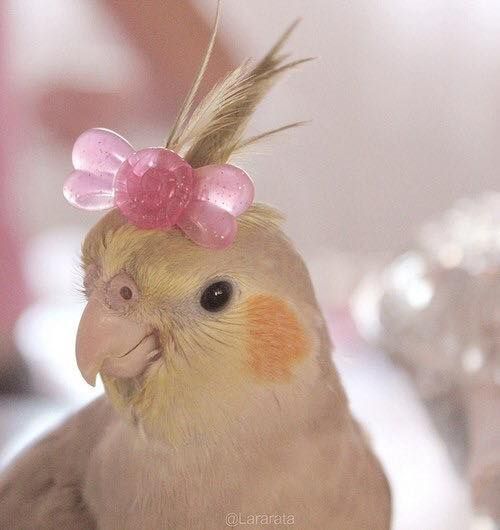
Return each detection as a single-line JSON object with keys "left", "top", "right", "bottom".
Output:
{"left": 120, "top": 286, "right": 133, "bottom": 300}
{"left": 200, "top": 281, "right": 232, "bottom": 312}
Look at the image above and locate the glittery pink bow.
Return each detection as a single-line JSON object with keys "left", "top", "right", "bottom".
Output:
{"left": 63, "top": 128, "right": 254, "bottom": 249}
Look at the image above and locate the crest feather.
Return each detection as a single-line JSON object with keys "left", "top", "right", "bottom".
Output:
{"left": 166, "top": 16, "right": 312, "bottom": 168}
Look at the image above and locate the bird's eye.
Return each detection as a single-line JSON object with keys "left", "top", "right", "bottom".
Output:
{"left": 200, "top": 281, "right": 233, "bottom": 312}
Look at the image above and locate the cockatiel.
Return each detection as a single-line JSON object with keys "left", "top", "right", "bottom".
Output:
{"left": 0, "top": 14, "right": 391, "bottom": 530}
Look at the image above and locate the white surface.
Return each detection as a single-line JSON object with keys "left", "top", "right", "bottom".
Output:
{"left": 336, "top": 343, "right": 471, "bottom": 530}
{"left": 0, "top": 398, "right": 75, "bottom": 471}
{"left": 15, "top": 226, "right": 104, "bottom": 401}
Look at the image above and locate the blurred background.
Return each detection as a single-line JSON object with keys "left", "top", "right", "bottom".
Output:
{"left": 1, "top": 1, "right": 500, "bottom": 528}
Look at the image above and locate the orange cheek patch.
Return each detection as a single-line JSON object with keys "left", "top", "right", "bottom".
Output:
{"left": 245, "top": 294, "right": 310, "bottom": 382}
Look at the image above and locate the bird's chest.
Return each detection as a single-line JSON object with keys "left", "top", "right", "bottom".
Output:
{"left": 84, "top": 427, "right": 248, "bottom": 530}
{"left": 82, "top": 419, "right": 382, "bottom": 530}
{"left": 87, "top": 464, "right": 229, "bottom": 530}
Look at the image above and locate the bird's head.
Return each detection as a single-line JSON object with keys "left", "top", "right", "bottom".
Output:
{"left": 77, "top": 205, "right": 333, "bottom": 445}
{"left": 69, "top": 20, "right": 343, "bottom": 446}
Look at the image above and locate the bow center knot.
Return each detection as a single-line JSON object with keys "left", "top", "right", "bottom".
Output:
{"left": 114, "top": 148, "right": 194, "bottom": 229}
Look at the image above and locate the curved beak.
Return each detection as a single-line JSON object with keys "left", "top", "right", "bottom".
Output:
{"left": 76, "top": 296, "right": 159, "bottom": 386}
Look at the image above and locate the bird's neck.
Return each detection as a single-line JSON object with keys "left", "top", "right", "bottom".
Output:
{"left": 128, "top": 363, "right": 350, "bottom": 468}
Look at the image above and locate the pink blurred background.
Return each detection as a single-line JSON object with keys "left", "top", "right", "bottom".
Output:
{"left": 2, "top": 1, "right": 500, "bottom": 529}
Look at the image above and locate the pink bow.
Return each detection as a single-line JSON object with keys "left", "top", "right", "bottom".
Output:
{"left": 63, "top": 128, "right": 254, "bottom": 249}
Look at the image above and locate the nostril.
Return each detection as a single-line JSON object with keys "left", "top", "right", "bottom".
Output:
{"left": 120, "top": 286, "right": 133, "bottom": 300}
{"left": 106, "top": 272, "right": 140, "bottom": 310}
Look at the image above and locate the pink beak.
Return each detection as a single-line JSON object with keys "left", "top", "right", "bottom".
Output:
{"left": 76, "top": 296, "right": 159, "bottom": 386}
